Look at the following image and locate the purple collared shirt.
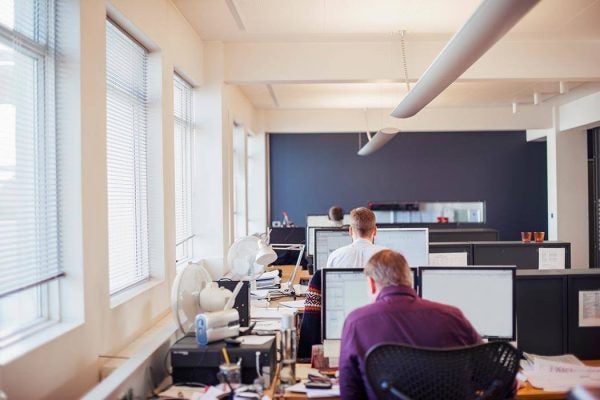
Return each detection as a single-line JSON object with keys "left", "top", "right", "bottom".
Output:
{"left": 339, "top": 285, "right": 482, "bottom": 400}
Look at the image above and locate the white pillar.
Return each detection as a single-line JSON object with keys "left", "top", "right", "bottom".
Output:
{"left": 545, "top": 106, "right": 590, "bottom": 268}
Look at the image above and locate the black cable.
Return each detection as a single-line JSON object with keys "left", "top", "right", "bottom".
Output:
{"left": 220, "top": 372, "right": 235, "bottom": 400}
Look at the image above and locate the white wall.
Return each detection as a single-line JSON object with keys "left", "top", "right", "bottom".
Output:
{"left": 193, "top": 46, "right": 263, "bottom": 276}
{"left": 0, "top": 1, "right": 204, "bottom": 398}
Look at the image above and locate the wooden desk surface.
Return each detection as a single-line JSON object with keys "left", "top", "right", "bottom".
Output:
{"left": 516, "top": 360, "right": 600, "bottom": 400}
{"left": 268, "top": 264, "right": 311, "bottom": 286}
{"left": 267, "top": 361, "right": 600, "bottom": 400}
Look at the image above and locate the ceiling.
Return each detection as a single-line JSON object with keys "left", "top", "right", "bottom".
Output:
{"left": 174, "top": 0, "right": 600, "bottom": 42}
{"left": 173, "top": 0, "right": 600, "bottom": 111}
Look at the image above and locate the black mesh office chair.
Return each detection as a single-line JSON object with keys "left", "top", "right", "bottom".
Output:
{"left": 365, "top": 341, "right": 519, "bottom": 400}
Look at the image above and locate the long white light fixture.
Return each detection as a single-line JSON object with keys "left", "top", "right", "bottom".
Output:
{"left": 391, "top": 0, "right": 540, "bottom": 119}
{"left": 358, "top": 127, "right": 400, "bottom": 156}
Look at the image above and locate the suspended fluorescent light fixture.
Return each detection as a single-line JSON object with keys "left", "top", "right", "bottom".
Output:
{"left": 358, "top": 127, "right": 400, "bottom": 156}
{"left": 357, "top": 108, "right": 400, "bottom": 156}
{"left": 391, "top": 0, "right": 539, "bottom": 119}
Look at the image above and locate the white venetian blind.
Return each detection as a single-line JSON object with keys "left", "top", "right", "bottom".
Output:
{"left": 0, "top": 0, "right": 61, "bottom": 298}
{"left": 105, "top": 19, "right": 149, "bottom": 295}
{"left": 173, "top": 73, "right": 194, "bottom": 263}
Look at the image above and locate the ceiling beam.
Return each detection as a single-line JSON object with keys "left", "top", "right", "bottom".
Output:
{"left": 222, "top": 40, "right": 600, "bottom": 84}
{"left": 264, "top": 105, "right": 552, "bottom": 134}
{"left": 266, "top": 84, "right": 280, "bottom": 108}
{"left": 225, "top": 0, "right": 246, "bottom": 31}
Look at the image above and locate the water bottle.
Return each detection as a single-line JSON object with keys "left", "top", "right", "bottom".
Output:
{"left": 279, "top": 314, "right": 297, "bottom": 385}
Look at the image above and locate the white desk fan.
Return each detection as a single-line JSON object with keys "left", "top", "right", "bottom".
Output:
{"left": 170, "top": 262, "right": 214, "bottom": 335}
{"left": 227, "top": 234, "right": 277, "bottom": 289}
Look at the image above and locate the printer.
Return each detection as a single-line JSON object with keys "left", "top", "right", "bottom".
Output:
{"left": 170, "top": 336, "right": 276, "bottom": 385}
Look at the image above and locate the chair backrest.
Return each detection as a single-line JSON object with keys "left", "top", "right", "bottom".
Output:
{"left": 365, "top": 341, "right": 519, "bottom": 400}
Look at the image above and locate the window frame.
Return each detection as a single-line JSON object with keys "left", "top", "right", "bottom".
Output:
{"left": 0, "top": 0, "right": 61, "bottom": 346}
{"left": 105, "top": 18, "right": 151, "bottom": 296}
{"left": 173, "top": 72, "right": 195, "bottom": 265}
{"left": 232, "top": 123, "right": 249, "bottom": 240}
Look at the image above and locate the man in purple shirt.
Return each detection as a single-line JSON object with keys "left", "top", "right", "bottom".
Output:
{"left": 339, "top": 250, "right": 482, "bottom": 400}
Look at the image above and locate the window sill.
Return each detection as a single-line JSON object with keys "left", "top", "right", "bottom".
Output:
{"left": 110, "top": 278, "right": 164, "bottom": 309}
{"left": 0, "top": 320, "right": 82, "bottom": 365}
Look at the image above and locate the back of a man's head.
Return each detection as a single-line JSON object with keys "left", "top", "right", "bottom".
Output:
{"left": 365, "top": 250, "right": 412, "bottom": 288}
{"left": 328, "top": 205, "right": 344, "bottom": 222}
{"left": 350, "top": 207, "right": 376, "bottom": 238}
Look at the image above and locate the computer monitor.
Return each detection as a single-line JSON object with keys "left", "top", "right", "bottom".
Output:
{"left": 322, "top": 269, "right": 372, "bottom": 340}
{"left": 410, "top": 267, "right": 418, "bottom": 291}
{"left": 306, "top": 214, "right": 352, "bottom": 256}
{"left": 418, "top": 267, "right": 516, "bottom": 340}
{"left": 375, "top": 228, "right": 429, "bottom": 268}
{"left": 313, "top": 228, "right": 352, "bottom": 270}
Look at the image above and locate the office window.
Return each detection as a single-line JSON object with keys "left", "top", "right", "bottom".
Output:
{"left": 233, "top": 124, "right": 248, "bottom": 240}
{"left": 173, "top": 73, "right": 194, "bottom": 263}
{"left": 0, "top": 0, "right": 61, "bottom": 343}
{"left": 106, "top": 19, "right": 150, "bottom": 295}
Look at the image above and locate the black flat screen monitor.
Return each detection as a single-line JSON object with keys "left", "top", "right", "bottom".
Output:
{"left": 375, "top": 228, "right": 429, "bottom": 268}
{"left": 419, "top": 266, "right": 516, "bottom": 340}
{"left": 314, "top": 228, "right": 351, "bottom": 271}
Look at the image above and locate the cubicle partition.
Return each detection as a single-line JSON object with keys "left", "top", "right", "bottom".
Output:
{"left": 429, "top": 228, "right": 499, "bottom": 242}
{"left": 515, "top": 270, "right": 600, "bottom": 360}
{"left": 515, "top": 272, "right": 567, "bottom": 356}
{"left": 567, "top": 273, "right": 600, "bottom": 359}
{"left": 473, "top": 241, "right": 571, "bottom": 270}
{"left": 429, "top": 242, "right": 474, "bottom": 265}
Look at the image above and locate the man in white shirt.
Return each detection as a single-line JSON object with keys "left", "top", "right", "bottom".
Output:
{"left": 326, "top": 207, "right": 387, "bottom": 268}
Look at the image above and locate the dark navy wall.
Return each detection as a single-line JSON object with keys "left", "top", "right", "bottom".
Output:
{"left": 269, "top": 131, "right": 547, "bottom": 241}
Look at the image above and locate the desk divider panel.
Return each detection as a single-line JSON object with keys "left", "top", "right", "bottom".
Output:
{"left": 567, "top": 274, "right": 600, "bottom": 359}
{"left": 428, "top": 242, "right": 474, "bottom": 265}
{"left": 473, "top": 242, "right": 571, "bottom": 270}
{"left": 515, "top": 274, "right": 567, "bottom": 356}
{"left": 429, "top": 229, "right": 499, "bottom": 242}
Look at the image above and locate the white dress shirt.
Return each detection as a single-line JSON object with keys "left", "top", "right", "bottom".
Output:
{"left": 326, "top": 238, "right": 387, "bottom": 269}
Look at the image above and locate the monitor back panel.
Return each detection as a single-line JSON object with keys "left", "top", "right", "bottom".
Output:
{"left": 216, "top": 280, "right": 250, "bottom": 327}
{"left": 515, "top": 274, "right": 566, "bottom": 355}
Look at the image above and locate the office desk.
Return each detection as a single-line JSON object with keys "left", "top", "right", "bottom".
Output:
{"left": 516, "top": 360, "right": 600, "bottom": 400}
{"left": 267, "top": 264, "right": 311, "bottom": 286}
{"left": 267, "top": 361, "right": 600, "bottom": 400}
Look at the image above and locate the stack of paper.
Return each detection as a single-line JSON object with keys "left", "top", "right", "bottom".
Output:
{"left": 522, "top": 354, "right": 600, "bottom": 391}
{"left": 256, "top": 270, "right": 281, "bottom": 289}
{"left": 286, "top": 382, "right": 341, "bottom": 398}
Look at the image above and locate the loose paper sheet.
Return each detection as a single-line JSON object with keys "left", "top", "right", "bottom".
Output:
{"left": 428, "top": 252, "right": 468, "bottom": 266}
{"left": 538, "top": 247, "right": 566, "bottom": 270}
{"left": 579, "top": 290, "right": 600, "bottom": 327}
{"left": 279, "top": 300, "right": 306, "bottom": 309}
{"left": 238, "top": 335, "right": 275, "bottom": 345}
{"left": 323, "top": 339, "right": 341, "bottom": 359}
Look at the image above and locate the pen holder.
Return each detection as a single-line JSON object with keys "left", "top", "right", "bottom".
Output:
{"left": 218, "top": 362, "right": 241, "bottom": 387}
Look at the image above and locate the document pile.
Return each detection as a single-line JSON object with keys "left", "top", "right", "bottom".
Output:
{"left": 521, "top": 353, "right": 600, "bottom": 391}
{"left": 255, "top": 270, "right": 281, "bottom": 289}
